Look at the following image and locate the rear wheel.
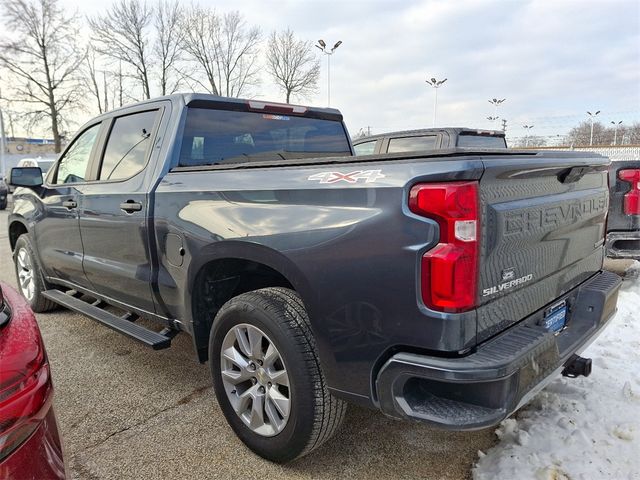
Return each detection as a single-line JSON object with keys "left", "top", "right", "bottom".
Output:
{"left": 13, "top": 235, "right": 57, "bottom": 312}
{"left": 210, "top": 287, "right": 346, "bottom": 463}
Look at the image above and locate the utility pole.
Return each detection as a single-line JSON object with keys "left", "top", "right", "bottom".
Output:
{"left": 425, "top": 77, "right": 447, "bottom": 127}
{"left": 316, "top": 39, "right": 342, "bottom": 107}
{"left": 501, "top": 118, "right": 507, "bottom": 133}
{"left": 587, "top": 110, "right": 600, "bottom": 146}
{"left": 610, "top": 120, "right": 623, "bottom": 145}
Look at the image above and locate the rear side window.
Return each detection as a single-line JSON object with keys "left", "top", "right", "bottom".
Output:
{"left": 54, "top": 123, "right": 101, "bottom": 184}
{"left": 353, "top": 140, "right": 377, "bottom": 156}
{"left": 99, "top": 110, "right": 159, "bottom": 181}
{"left": 179, "top": 108, "right": 351, "bottom": 167}
{"left": 457, "top": 134, "right": 507, "bottom": 148}
{"left": 387, "top": 135, "right": 437, "bottom": 153}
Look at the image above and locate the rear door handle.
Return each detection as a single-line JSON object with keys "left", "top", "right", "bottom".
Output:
{"left": 62, "top": 200, "right": 77, "bottom": 209}
{"left": 120, "top": 201, "right": 143, "bottom": 213}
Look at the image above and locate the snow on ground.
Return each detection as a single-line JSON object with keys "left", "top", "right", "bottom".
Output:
{"left": 474, "top": 263, "right": 640, "bottom": 480}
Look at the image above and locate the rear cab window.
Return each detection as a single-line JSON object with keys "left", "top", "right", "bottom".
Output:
{"left": 178, "top": 108, "right": 351, "bottom": 167}
{"left": 387, "top": 135, "right": 438, "bottom": 153}
{"left": 457, "top": 133, "right": 507, "bottom": 148}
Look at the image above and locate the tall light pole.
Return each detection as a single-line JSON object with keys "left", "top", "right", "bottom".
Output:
{"left": 523, "top": 124, "right": 534, "bottom": 147}
{"left": 611, "top": 120, "right": 623, "bottom": 146}
{"left": 587, "top": 110, "right": 600, "bottom": 146}
{"left": 487, "top": 116, "right": 499, "bottom": 129}
{"left": 488, "top": 98, "right": 506, "bottom": 119}
{"left": 316, "top": 39, "right": 342, "bottom": 107}
{"left": 425, "top": 77, "right": 447, "bottom": 127}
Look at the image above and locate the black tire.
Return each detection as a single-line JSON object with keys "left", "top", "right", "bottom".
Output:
{"left": 210, "top": 287, "right": 347, "bottom": 463}
{"left": 13, "top": 234, "right": 57, "bottom": 313}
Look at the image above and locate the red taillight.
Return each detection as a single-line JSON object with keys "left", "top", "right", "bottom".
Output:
{"left": 409, "top": 181, "right": 480, "bottom": 312}
{"left": 618, "top": 169, "right": 640, "bottom": 215}
{"left": 0, "top": 285, "right": 53, "bottom": 462}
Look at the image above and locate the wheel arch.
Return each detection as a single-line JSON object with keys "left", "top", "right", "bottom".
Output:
{"left": 8, "top": 218, "right": 29, "bottom": 252}
{"left": 187, "top": 241, "right": 316, "bottom": 363}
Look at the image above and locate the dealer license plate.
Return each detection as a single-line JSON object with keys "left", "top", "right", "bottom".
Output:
{"left": 541, "top": 300, "right": 567, "bottom": 333}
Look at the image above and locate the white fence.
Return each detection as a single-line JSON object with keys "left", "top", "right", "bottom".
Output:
{"left": 523, "top": 145, "right": 640, "bottom": 162}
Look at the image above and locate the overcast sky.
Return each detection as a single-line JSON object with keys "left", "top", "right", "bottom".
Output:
{"left": 8, "top": 0, "right": 640, "bottom": 140}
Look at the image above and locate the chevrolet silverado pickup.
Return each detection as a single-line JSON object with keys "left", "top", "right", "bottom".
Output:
{"left": 7, "top": 94, "right": 621, "bottom": 462}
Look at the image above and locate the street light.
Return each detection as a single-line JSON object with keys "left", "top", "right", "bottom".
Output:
{"left": 523, "top": 124, "right": 534, "bottom": 147}
{"left": 488, "top": 98, "right": 506, "bottom": 119}
{"left": 610, "top": 120, "right": 623, "bottom": 146}
{"left": 425, "top": 77, "right": 447, "bottom": 127}
{"left": 587, "top": 110, "right": 600, "bottom": 146}
{"left": 316, "top": 39, "right": 342, "bottom": 106}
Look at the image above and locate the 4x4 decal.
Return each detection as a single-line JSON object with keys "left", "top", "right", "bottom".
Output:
{"left": 307, "top": 169, "right": 385, "bottom": 184}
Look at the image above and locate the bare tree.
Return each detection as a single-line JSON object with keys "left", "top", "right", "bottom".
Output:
{"left": 0, "top": 0, "right": 85, "bottom": 152}
{"left": 181, "top": 7, "right": 261, "bottom": 97}
{"left": 266, "top": 29, "right": 320, "bottom": 103}
{"left": 567, "top": 121, "right": 608, "bottom": 146}
{"left": 155, "top": 0, "right": 183, "bottom": 95}
{"left": 90, "top": 0, "right": 154, "bottom": 100}
{"left": 83, "top": 48, "right": 106, "bottom": 114}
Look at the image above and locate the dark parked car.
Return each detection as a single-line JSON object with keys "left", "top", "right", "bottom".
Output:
{"left": 0, "top": 283, "right": 65, "bottom": 479}
{"left": 0, "top": 177, "right": 7, "bottom": 210}
{"left": 8, "top": 94, "right": 620, "bottom": 462}
{"left": 352, "top": 127, "right": 507, "bottom": 155}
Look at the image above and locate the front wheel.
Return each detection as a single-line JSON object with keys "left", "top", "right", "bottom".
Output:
{"left": 210, "top": 287, "right": 347, "bottom": 463}
{"left": 13, "top": 234, "right": 57, "bottom": 312}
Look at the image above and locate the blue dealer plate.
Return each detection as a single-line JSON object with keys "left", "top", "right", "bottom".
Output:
{"left": 541, "top": 300, "right": 567, "bottom": 333}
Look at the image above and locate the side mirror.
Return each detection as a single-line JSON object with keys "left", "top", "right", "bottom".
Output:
{"left": 9, "top": 167, "right": 43, "bottom": 188}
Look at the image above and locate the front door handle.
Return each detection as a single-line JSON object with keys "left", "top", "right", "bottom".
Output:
{"left": 62, "top": 200, "right": 77, "bottom": 209}
{"left": 120, "top": 201, "right": 143, "bottom": 213}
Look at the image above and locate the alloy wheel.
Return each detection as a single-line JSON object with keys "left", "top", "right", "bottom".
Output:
{"left": 220, "top": 323, "right": 291, "bottom": 437}
{"left": 16, "top": 248, "right": 35, "bottom": 301}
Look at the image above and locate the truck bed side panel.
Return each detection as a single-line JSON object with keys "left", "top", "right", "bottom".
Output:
{"left": 154, "top": 158, "right": 483, "bottom": 399}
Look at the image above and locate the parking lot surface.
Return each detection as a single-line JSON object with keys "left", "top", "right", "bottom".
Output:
{"left": 0, "top": 208, "right": 495, "bottom": 479}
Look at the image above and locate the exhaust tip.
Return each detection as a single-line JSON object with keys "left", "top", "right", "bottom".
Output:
{"left": 562, "top": 354, "right": 592, "bottom": 378}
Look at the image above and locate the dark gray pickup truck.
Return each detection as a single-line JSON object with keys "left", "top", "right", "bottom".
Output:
{"left": 7, "top": 94, "right": 621, "bottom": 462}
{"left": 353, "top": 127, "right": 507, "bottom": 155}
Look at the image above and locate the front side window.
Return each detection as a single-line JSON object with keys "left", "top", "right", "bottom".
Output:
{"left": 54, "top": 124, "right": 101, "bottom": 184}
{"left": 387, "top": 135, "right": 438, "bottom": 153}
{"left": 179, "top": 108, "right": 351, "bottom": 167}
{"left": 99, "top": 110, "right": 159, "bottom": 181}
{"left": 353, "top": 141, "right": 377, "bottom": 156}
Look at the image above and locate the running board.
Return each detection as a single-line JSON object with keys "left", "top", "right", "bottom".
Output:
{"left": 42, "top": 289, "right": 172, "bottom": 350}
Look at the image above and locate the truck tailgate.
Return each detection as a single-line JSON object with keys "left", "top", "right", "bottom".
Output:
{"left": 477, "top": 152, "right": 610, "bottom": 342}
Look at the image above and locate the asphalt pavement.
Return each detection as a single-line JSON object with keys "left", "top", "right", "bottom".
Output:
{"left": 0, "top": 208, "right": 495, "bottom": 479}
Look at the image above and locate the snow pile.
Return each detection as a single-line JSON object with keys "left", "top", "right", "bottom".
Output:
{"left": 474, "top": 267, "right": 640, "bottom": 480}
